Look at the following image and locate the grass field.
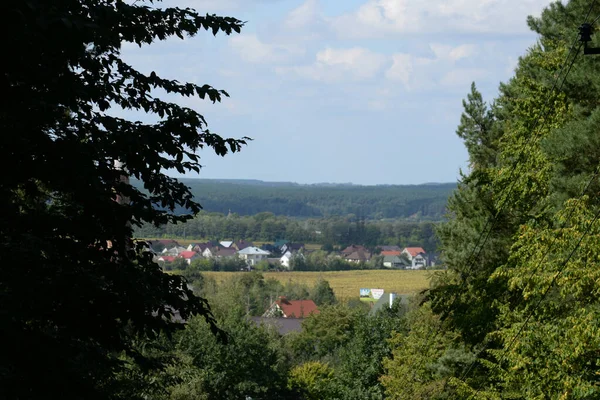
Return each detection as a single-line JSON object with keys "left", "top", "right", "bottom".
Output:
{"left": 201, "top": 270, "right": 432, "bottom": 300}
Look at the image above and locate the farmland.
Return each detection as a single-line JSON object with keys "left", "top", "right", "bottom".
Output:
{"left": 201, "top": 270, "right": 432, "bottom": 300}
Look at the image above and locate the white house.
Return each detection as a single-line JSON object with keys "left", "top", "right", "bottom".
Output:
{"left": 237, "top": 246, "right": 270, "bottom": 266}
{"left": 401, "top": 247, "right": 427, "bottom": 270}
{"left": 220, "top": 240, "right": 234, "bottom": 248}
{"left": 280, "top": 251, "right": 293, "bottom": 268}
{"left": 161, "top": 246, "right": 187, "bottom": 256}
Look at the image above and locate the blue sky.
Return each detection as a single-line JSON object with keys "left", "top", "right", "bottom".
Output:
{"left": 121, "top": 0, "right": 553, "bottom": 185}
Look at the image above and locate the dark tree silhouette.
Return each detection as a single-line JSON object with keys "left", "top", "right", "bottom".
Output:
{"left": 1, "top": 1, "right": 246, "bottom": 398}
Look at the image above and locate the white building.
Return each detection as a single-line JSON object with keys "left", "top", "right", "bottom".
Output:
{"left": 280, "top": 251, "right": 293, "bottom": 268}
{"left": 237, "top": 246, "right": 270, "bottom": 266}
{"left": 401, "top": 247, "right": 427, "bottom": 270}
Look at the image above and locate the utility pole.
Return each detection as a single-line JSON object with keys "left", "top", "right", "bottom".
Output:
{"left": 579, "top": 23, "right": 600, "bottom": 55}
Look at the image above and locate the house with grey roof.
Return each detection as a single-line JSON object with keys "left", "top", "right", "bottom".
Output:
{"left": 237, "top": 246, "right": 270, "bottom": 266}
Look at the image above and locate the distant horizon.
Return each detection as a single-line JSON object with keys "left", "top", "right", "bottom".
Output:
{"left": 172, "top": 176, "right": 457, "bottom": 187}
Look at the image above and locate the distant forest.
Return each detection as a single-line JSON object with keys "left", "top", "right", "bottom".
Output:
{"left": 134, "top": 179, "right": 455, "bottom": 220}
{"left": 134, "top": 212, "right": 439, "bottom": 251}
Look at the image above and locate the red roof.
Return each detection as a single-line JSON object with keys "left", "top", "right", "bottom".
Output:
{"left": 381, "top": 250, "right": 402, "bottom": 256}
{"left": 159, "top": 256, "right": 176, "bottom": 262}
{"left": 404, "top": 247, "right": 426, "bottom": 257}
{"left": 276, "top": 298, "right": 319, "bottom": 318}
{"left": 178, "top": 251, "right": 199, "bottom": 259}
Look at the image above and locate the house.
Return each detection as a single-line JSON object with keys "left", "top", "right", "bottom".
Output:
{"left": 383, "top": 255, "right": 407, "bottom": 269}
{"left": 261, "top": 243, "right": 280, "bottom": 255}
{"left": 381, "top": 250, "right": 402, "bottom": 256}
{"left": 345, "top": 249, "right": 371, "bottom": 263}
{"left": 340, "top": 244, "right": 368, "bottom": 256}
{"left": 187, "top": 242, "right": 212, "bottom": 253}
{"left": 177, "top": 251, "right": 201, "bottom": 265}
{"left": 148, "top": 239, "right": 180, "bottom": 252}
{"left": 273, "top": 239, "right": 288, "bottom": 248}
{"left": 213, "top": 248, "right": 238, "bottom": 258}
{"left": 379, "top": 245, "right": 402, "bottom": 252}
{"left": 263, "top": 296, "right": 319, "bottom": 318}
{"left": 402, "top": 247, "right": 427, "bottom": 269}
{"left": 280, "top": 242, "right": 304, "bottom": 255}
{"left": 237, "top": 246, "right": 270, "bottom": 266}
{"left": 161, "top": 246, "right": 187, "bottom": 256}
{"left": 157, "top": 255, "right": 176, "bottom": 263}
{"left": 219, "top": 240, "right": 234, "bottom": 248}
{"left": 280, "top": 251, "right": 293, "bottom": 268}
{"left": 234, "top": 240, "right": 253, "bottom": 251}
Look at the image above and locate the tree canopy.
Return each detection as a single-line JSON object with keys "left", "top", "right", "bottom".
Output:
{"left": 382, "top": 1, "right": 600, "bottom": 398}
{"left": 1, "top": 1, "right": 246, "bottom": 398}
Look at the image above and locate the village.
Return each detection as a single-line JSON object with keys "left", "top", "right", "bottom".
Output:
{"left": 148, "top": 238, "right": 432, "bottom": 271}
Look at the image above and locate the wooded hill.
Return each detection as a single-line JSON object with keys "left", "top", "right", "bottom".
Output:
{"left": 139, "top": 179, "right": 455, "bottom": 220}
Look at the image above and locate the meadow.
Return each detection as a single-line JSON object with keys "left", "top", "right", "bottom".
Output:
{"left": 201, "top": 270, "right": 432, "bottom": 300}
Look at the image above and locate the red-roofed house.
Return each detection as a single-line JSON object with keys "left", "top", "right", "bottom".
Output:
{"left": 177, "top": 251, "right": 201, "bottom": 265}
{"left": 157, "top": 255, "right": 176, "bottom": 263}
{"left": 401, "top": 247, "right": 427, "bottom": 269}
{"left": 381, "top": 250, "right": 402, "bottom": 256}
{"left": 263, "top": 297, "right": 319, "bottom": 318}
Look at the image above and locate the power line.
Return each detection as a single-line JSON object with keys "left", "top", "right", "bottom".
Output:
{"left": 482, "top": 199, "right": 600, "bottom": 391}
{"left": 431, "top": 1, "right": 600, "bottom": 394}
{"left": 459, "top": 0, "right": 598, "bottom": 282}
{"left": 408, "top": 35, "right": 586, "bottom": 400}
{"left": 454, "top": 0, "right": 600, "bottom": 389}
{"left": 457, "top": 165, "right": 600, "bottom": 384}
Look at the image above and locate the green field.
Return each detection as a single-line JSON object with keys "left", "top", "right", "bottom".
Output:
{"left": 201, "top": 270, "right": 432, "bottom": 300}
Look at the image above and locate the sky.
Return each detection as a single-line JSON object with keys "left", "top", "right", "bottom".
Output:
{"left": 120, "top": 0, "right": 554, "bottom": 185}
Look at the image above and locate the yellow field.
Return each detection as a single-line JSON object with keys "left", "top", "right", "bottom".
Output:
{"left": 201, "top": 270, "right": 432, "bottom": 299}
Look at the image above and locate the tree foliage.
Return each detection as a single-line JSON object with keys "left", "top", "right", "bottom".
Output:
{"left": 384, "top": 1, "right": 600, "bottom": 399}
{"left": 1, "top": 1, "right": 246, "bottom": 398}
{"left": 142, "top": 179, "right": 455, "bottom": 219}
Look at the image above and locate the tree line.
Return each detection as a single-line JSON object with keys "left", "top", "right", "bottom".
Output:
{"left": 135, "top": 212, "right": 439, "bottom": 251}
{"left": 137, "top": 178, "right": 454, "bottom": 220}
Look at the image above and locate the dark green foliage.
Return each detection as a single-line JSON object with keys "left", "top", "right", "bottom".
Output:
{"left": 287, "top": 305, "right": 367, "bottom": 362}
{"left": 333, "top": 303, "right": 408, "bottom": 400}
{"left": 388, "top": 1, "right": 600, "bottom": 399}
{"left": 1, "top": 1, "right": 245, "bottom": 398}
{"left": 135, "top": 212, "right": 440, "bottom": 251}
{"left": 456, "top": 82, "right": 498, "bottom": 171}
{"left": 134, "top": 178, "right": 455, "bottom": 219}
{"left": 310, "top": 279, "right": 337, "bottom": 306}
{"left": 169, "top": 316, "right": 290, "bottom": 400}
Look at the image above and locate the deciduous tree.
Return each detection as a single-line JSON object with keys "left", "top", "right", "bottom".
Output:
{"left": 1, "top": 1, "right": 245, "bottom": 398}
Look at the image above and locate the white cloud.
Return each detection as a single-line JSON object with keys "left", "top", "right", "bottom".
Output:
{"left": 430, "top": 44, "right": 477, "bottom": 62}
{"left": 278, "top": 47, "right": 387, "bottom": 82}
{"left": 440, "top": 68, "right": 488, "bottom": 87}
{"left": 285, "top": 0, "right": 319, "bottom": 29}
{"left": 330, "top": 0, "right": 549, "bottom": 38}
{"left": 385, "top": 43, "right": 478, "bottom": 91}
{"left": 229, "top": 34, "right": 303, "bottom": 63}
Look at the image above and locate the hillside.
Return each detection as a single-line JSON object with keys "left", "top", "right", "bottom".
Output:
{"left": 142, "top": 179, "right": 455, "bottom": 220}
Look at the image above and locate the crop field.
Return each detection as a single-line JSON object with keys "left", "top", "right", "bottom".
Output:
{"left": 201, "top": 270, "right": 432, "bottom": 300}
